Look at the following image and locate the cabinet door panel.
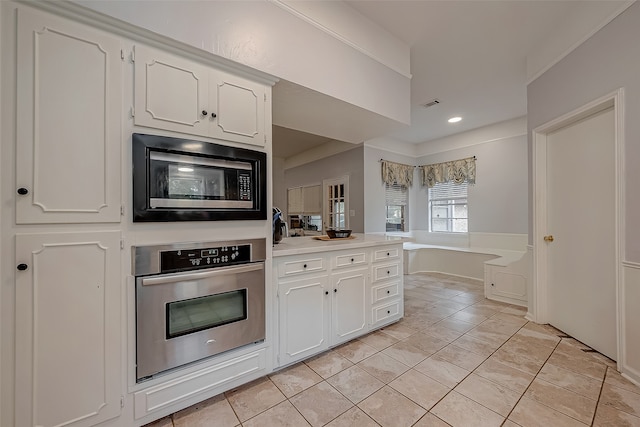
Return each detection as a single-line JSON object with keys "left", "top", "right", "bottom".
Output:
{"left": 331, "top": 268, "right": 368, "bottom": 345}
{"left": 278, "top": 276, "right": 329, "bottom": 366}
{"left": 15, "top": 231, "right": 121, "bottom": 427}
{"left": 16, "top": 8, "right": 121, "bottom": 223}
{"left": 134, "top": 45, "right": 209, "bottom": 136}
{"left": 211, "top": 71, "right": 265, "bottom": 146}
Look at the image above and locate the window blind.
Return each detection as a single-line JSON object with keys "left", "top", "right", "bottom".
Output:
{"left": 386, "top": 183, "right": 408, "bottom": 206}
{"left": 428, "top": 181, "right": 468, "bottom": 200}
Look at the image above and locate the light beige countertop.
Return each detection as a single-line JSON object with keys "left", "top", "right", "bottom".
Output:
{"left": 272, "top": 233, "right": 406, "bottom": 257}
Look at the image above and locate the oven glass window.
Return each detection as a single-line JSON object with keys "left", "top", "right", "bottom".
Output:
{"left": 166, "top": 289, "right": 247, "bottom": 339}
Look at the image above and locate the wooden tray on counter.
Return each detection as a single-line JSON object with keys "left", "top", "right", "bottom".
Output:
{"left": 313, "top": 235, "right": 357, "bottom": 241}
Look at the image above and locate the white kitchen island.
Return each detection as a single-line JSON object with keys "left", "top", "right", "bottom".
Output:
{"left": 272, "top": 234, "right": 405, "bottom": 368}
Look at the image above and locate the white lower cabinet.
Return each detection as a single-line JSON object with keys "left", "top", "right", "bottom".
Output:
{"left": 15, "top": 231, "right": 122, "bottom": 427}
{"left": 275, "top": 243, "right": 403, "bottom": 368}
{"left": 331, "top": 268, "right": 368, "bottom": 343}
{"left": 369, "top": 246, "right": 403, "bottom": 329}
{"left": 484, "top": 260, "right": 528, "bottom": 307}
{"left": 278, "top": 274, "right": 330, "bottom": 366}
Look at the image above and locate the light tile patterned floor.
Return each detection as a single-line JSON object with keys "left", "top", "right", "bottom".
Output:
{"left": 146, "top": 273, "right": 640, "bottom": 427}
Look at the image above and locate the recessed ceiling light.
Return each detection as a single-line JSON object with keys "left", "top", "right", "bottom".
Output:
{"left": 448, "top": 116, "right": 462, "bottom": 123}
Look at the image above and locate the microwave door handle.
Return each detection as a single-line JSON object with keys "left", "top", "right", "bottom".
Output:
{"left": 140, "top": 262, "right": 264, "bottom": 286}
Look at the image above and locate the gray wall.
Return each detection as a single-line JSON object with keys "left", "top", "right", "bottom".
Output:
{"left": 272, "top": 156, "right": 286, "bottom": 215}
{"left": 414, "top": 135, "right": 528, "bottom": 234}
{"left": 283, "top": 146, "right": 365, "bottom": 233}
{"left": 363, "top": 145, "right": 415, "bottom": 233}
{"left": 527, "top": 2, "right": 640, "bottom": 262}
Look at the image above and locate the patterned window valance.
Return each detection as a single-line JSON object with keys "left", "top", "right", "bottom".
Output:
{"left": 419, "top": 156, "right": 476, "bottom": 188}
{"left": 381, "top": 159, "right": 414, "bottom": 188}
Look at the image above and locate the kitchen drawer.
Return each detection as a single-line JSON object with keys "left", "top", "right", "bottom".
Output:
{"left": 371, "top": 280, "right": 400, "bottom": 304}
{"left": 372, "top": 262, "right": 400, "bottom": 282}
{"left": 278, "top": 257, "right": 325, "bottom": 277}
{"left": 332, "top": 250, "right": 368, "bottom": 270}
{"left": 373, "top": 246, "right": 401, "bottom": 263}
{"left": 371, "top": 300, "right": 401, "bottom": 328}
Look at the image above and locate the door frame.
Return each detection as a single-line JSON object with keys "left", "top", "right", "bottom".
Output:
{"left": 532, "top": 88, "right": 624, "bottom": 366}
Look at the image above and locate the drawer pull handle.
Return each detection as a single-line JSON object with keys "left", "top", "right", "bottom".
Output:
{"left": 387, "top": 252, "right": 390, "bottom": 256}
{"left": 387, "top": 290, "right": 390, "bottom": 294}
{"left": 387, "top": 310, "right": 391, "bottom": 314}
{"left": 351, "top": 258, "right": 354, "bottom": 262}
{"left": 387, "top": 270, "right": 390, "bottom": 274}
{"left": 17, "top": 263, "right": 28, "bottom": 271}
{"left": 303, "top": 264, "right": 307, "bottom": 268}
{"left": 17, "top": 187, "right": 29, "bottom": 195}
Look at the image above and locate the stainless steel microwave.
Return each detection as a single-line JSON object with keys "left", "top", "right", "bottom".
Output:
{"left": 132, "top": 133, "right": 266, "bottom": 222}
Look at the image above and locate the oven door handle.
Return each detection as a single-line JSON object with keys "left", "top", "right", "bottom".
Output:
{"left": 140, "top": 262, "right": 264, "bottom": 286}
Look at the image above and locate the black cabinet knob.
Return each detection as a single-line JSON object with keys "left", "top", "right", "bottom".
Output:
{"left": 17, "top": 263, "right": 28, "bottom": 271}
{"left": 303, "top": 264, "right": 307, "bottom": 269}
{"left": 325, "top": 291, "right": 329, "bottom": 295}
{"left": 17, "top": 188, "right": 28, "bottom": 195}
{"left": 387, "top": 252, "right": 390, "bottom": 256}
{"left": 202, "top": 110, "right": 208, "bottom": 116}
{"left": 387, "top": 270, "right": 390, "bottom": 274}
{"left": 351, "top": 258, "right": 354, "bottom": 262}
{"left": 387, "top": 310, "right": 391, "bottom": 314}
{"left": 387, "top": 290, "right": 391, "bottom": 294}
{"left": 211, "top": 112, "right": 217, "bottom": 118}
{"left": 334, "top": 289, "right": 337, "bottom": 293}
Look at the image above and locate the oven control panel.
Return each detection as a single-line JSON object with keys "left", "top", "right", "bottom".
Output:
{"left": 160, "top": 244, "right": 252, "bottom": 273}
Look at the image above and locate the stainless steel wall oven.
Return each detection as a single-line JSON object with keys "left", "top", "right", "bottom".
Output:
{"left": 132, "top": 133, "right": 267, "bottom": 222}
{"left": 133, "top": 239, "right": 266, "bottom": 382}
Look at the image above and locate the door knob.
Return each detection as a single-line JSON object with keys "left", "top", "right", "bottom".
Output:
{"left": 544, "top": 235, "right": 554, "bottom": 242}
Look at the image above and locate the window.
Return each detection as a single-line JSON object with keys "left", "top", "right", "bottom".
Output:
{"left": 385, "top": 183, "right": 407, "bottom": 232}
{"left": 323, "top": 176, "right": 349, "bottom": 230}
{"left": 428, "top": 181, "right": 468, "bottom": 232}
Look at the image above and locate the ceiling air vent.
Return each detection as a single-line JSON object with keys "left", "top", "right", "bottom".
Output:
{"left": 422, "top": 99, "right": 440, "bottom": 108}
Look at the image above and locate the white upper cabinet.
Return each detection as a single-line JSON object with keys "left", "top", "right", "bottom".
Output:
{"left": 134, "top": 46, "right": 210, "bottom": 137}
{"left": 16, "top": 8, "right": 122, "bottom": 224}
{"left": 134, "top": 45, "right": 267, "bottom": 147}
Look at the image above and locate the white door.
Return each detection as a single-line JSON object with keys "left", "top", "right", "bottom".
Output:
{"left": 546, "top": 107, "right": 616, "bottom": 359}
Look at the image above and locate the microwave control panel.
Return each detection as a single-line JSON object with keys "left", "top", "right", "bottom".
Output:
{"left": 160, "top": 243, "right": 252, "bottom": 272}
{"left": 238, "top": 172, "right": 252, "bottom": 201}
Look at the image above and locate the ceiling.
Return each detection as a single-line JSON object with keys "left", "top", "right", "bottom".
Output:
{"left": 273, "top": 0, "right": 628, "bottom": 158}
